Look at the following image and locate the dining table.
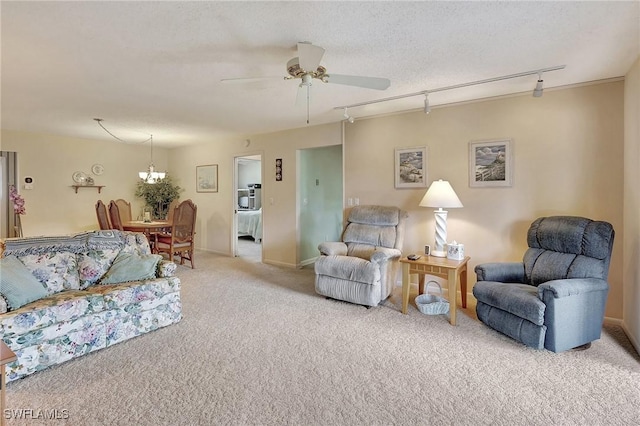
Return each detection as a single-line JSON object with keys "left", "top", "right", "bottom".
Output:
{"left": 122, "top": 220, "right": 172, "bottom": 240}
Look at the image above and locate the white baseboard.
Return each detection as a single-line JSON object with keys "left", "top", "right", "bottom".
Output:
{"left": 199, "top": 248, "right": 228, "bottom": 256}
{"left": 299, "top": 257, "right": 318, "bottom": 268}
{"left": 603, "top": 316, "right": 622, "bottom": 326}
{"left": 620, "top": 322, "right": 640, "bottom": 355}
{"left": 263, "top": 259, "right": 298, "bottom": 269}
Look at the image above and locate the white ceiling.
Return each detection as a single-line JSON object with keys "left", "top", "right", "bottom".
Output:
{"left": 2, "top": 1, "right": 639, "bottom": 148}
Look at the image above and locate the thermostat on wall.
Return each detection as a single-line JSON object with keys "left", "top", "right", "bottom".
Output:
{"left": 24, "top": 176, "right": 34, "bottom": 190}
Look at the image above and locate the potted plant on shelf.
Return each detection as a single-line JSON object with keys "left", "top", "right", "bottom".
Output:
{"left": 135, "top": 175, "right": 182, "bottom": 220}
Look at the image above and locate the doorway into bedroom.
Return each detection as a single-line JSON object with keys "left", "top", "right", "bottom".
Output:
{"left": 234, "top": 154, "right": 263, "bottom": 261}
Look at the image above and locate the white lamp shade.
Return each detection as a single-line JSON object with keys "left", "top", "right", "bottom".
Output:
{"left": 419, "top": 180, "right": 463, "bottom": 208}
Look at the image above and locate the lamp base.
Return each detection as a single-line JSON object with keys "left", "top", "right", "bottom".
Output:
{"left": 430, "top": 250, "right": 447, "bottom": 258}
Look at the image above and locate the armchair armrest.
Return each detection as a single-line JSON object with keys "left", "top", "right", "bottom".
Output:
{"left": 157, "top": 260, "right": 177, "bottom": 278}
{"left": 538, "top": 278, "right": 609, "bottom": 299}
{"left": 370, "top": 247, "right": 402, "bottom": 265}
{"left": 475, "top": 262, "right": 526, "bottom": 283}
{"left": 318, "top": 242, "right": 347, "bottom": 256}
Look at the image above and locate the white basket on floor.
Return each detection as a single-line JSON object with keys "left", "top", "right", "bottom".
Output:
{"left": 415, "top": 281, "right": 450, "bottom": 315}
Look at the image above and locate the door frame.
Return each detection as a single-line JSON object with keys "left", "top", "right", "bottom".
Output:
{"left": 232, "top": 152, "right": 264, "bottom": 258}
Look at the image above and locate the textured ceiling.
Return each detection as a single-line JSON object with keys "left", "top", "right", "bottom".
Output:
{"left": 2, "top": 1, "right": 639, "bottom": 148}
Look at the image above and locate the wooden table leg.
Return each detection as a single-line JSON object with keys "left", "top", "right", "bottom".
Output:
{"left": 448, "top": 269, "right": 457, "bottom": 325}
{"left": 401, "top": 262, "right": 410, "bottom": 314}
{"left": 1, "top": 365, "right": 5, "bottom": 426}
{"left": 460, "top": 265, "right": 468, "bottom": 308}
{"left": 417, "top": 274, "right": 425, "bottom": 296}
{"left": 1, "top": 342, "right": 16, "bottom": 426}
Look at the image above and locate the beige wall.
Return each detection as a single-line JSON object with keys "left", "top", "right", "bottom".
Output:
{"left": 623, "top": 56, "right": 640, "bottom": 350}
{"left": 1, "top": 130, "right": 170, "bottom": 236}
{"left": 167, "top": 123, "right": 342, "bottom": 267}
{"left": 344, "top": 81, "right": 625, "bottom": 319}
{"left": 1, "top": 80, "right": 627, "bottom": 321}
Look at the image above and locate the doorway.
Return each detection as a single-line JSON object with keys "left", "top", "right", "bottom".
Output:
{"left": 298, "top": 145, "right": 343, "bottom": 266}
{"left": 233, "top": 154, "right": 263, "bottom": 261}
{"left": 1, "top": 151, "right": 19, "bottom": 239}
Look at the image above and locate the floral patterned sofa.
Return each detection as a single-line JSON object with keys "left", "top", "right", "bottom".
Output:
{"left": 0, "top": 230, "right": 182, "bottom": 382}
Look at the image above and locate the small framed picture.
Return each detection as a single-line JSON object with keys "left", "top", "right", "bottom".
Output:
{"left": 469, "top": 139, "right": 513, "bottom": 188}
{"left": 394, "top": 147, "right": 427, "bottom": 189}
{"left": 275, "top": 158, "right": 283, "bottom": 181}
{"left": 196, "top": 164, "right": 218, "bottom": 193}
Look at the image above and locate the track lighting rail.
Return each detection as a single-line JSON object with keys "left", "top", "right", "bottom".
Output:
{"left": 334, "top": 65, "right": 565, "bottom": 111}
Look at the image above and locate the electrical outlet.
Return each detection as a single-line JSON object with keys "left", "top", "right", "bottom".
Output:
{"left": 354, "top": 198, "right": 360, "bottom": 205}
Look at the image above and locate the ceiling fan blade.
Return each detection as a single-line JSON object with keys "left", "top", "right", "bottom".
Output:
{"left": 220, "top": 76, "right": 283, "bottom": 83}
{"left": 297, "top": 42, "right": 325, "bottom": 72}
{"left": 325, "top": 74, "right": 391, "bottom": 90}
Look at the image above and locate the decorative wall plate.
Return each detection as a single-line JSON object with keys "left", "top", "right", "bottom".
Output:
{"left": 72, "top": 171, "right": 87, "bottom": 183}
{"left": 92, "top": 163, "right": 104, "bottom": 175}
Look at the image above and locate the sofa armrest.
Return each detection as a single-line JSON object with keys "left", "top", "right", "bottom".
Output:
{"left": 370, "top": 247, "right": 402, "bottom": 265}
{"left": 538, "top": 278, "right": 609, "bottom": 299}
{"left": 475, "top": 262, "right": 526, "bottom": 283}
{"left": 318, "top": 242, "right": 348, "bottom": 256}
{"left": 157, "top": 260, "right": 177, "bottom": 278}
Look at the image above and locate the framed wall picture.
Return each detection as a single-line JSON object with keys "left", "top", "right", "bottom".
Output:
{"left": 196, "top": 164, "right": 218, "bottom": 193}
{"left": 275, "top": 158, "right": 282, "bottom": 181}
{"left": 469, "top": 139, "right": 513, "bottom": 187}
{"left": 394, "top": 147, "right": 427, "bottom": 189}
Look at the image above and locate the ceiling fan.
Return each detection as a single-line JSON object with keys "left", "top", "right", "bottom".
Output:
{"left": 222, "top": 42, "right": 391, "bottom": 123}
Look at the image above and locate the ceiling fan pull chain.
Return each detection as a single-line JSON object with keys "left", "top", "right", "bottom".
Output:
{"left": 306, "top": 85, "right": 310, "bottom": 124}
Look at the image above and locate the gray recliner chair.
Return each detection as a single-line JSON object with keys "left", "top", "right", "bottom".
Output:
{"left": 473, "top": 216, "right": 614, "bottom": 352}
{"left": 314, "top": 205, "right": 408, "bottom": 307}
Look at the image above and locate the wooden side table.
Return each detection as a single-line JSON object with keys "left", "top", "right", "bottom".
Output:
{"left": 400, "top": 256, "right": 470, "bottom": 325}
{"left": 0, "top": 342, "right": 16, "bottom": 426}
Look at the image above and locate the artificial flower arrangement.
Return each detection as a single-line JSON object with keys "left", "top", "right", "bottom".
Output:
{"left": 9, "top": 185, "right": 25, "bottom": 215}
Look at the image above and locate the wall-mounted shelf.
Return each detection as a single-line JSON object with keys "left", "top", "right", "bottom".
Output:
{"left": 71, "top": 185, "right": 105, "bottom": 194}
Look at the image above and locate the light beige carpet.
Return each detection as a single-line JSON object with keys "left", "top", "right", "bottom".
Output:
{"left": 5, "top": 250, "right": 640, "bottom": 425}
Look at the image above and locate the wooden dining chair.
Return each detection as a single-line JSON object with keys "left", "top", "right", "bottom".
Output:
{"left": 96, "top": 200, "right": 111, "bottom": 230}
{"left": 114, "top": 199, "right": 132, "bottom": 223}
{"left": 154, "top": 199, "right": 197, "bottom": 268}
{"left": 165, "top": 199, "right": 180, "bottom": 222}
{"left": 108, "top": 200, "right": 124, "bottom": 231}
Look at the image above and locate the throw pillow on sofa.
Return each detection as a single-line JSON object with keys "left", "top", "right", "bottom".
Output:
{"left": 77, "top": 248, "right": 121, "bottom": 289}
{"left": 99, "top": 252, "right": 163, "bottom": 284}
{"left": 0, "top": 255, "right": 48, "bottom": 311}
{"left": 17, "top": 251, "right": 80, "bottom": 294}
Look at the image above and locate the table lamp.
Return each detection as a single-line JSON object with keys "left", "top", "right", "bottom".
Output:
{"left": 419, "top": 179, "right": 463, "bottom": 257}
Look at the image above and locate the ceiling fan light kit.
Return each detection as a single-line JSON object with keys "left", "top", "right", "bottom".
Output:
{"left": 223, "top": 41, "right": 391, "bottom": 125}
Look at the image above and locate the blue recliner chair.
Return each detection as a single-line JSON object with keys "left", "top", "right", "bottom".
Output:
{"left": 472, "top": 216, "right": 614, "bottom": 352}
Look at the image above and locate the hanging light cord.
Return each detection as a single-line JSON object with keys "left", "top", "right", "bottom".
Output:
{"left": 94, "top": 118, "right": 152, "bottom": 144}
{"left": 148, "top": 135, "right": 154, "bottom": 166}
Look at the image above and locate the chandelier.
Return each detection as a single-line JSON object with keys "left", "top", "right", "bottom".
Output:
{"left": 138, "top": 135, "right": 166, "bottom": 183}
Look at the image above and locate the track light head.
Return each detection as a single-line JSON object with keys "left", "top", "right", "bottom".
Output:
{"left": 533, "top": 74, "right": 544, "bottom": 97}
{"left": 423, "top": 93, "right": 431, "bottom": 114}
{"left": 343, "top": 108, "right": 355, "bottom": 123}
